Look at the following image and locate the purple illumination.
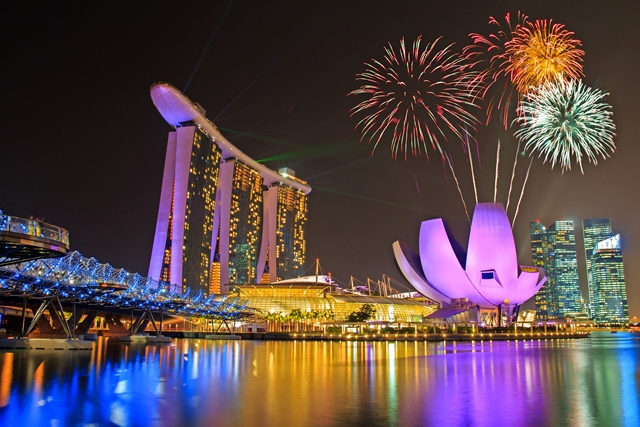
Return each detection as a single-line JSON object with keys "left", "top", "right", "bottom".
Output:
{"left": 394, "top": 202, "right": 545, "bottom": 309}
{"left": 150, "top": 83, "right": 311, "bottom": 194}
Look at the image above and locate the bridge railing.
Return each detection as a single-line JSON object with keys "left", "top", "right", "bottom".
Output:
{"left": 0, "top": 214, "right": 70, "bottom": 246}
{"left": 0, "top": 250, "right": 255, "bottom": 319}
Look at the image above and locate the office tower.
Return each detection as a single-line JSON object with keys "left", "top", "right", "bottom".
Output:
{"left": 529, "top": 220, "right": 583, "bottom": 319}
{"left": 257, "top": 169, "right": 308, "bottom": 283}
{"left": 148, "top": 83, "right": 312, "bottom": 294}
{"left": 591, "top": 235, "right": 628, "bottom": 323}
{"left": 549, "top": 221, "right": 583, "bottom": 316}
{"left": 530, "top": 222, "right": 556, "bottom": 319}
{"left": 582, "top": 218, "right": 613, "bottom": 318}
{"left": 148, "top": 125, "right": 222, "bottom": 293}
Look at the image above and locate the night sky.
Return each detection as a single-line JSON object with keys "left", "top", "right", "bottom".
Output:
{"left": 2, "top": 1, "right": 638, "bottom": 316}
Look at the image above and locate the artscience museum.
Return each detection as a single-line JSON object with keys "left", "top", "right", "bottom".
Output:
{"left": 394, "top": 203, "right": 546, "bottom": 325}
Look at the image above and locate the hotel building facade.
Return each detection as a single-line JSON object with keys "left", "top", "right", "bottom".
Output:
{"left": 147, "top": 83, "right": 310, "bottom": 295}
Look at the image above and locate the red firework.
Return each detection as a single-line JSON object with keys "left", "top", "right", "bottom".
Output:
{"left": 463, "top": 12, "right": 528, "bottom": 129}
{"left": 349, "top": 36, "right": 481, "bottom": 160}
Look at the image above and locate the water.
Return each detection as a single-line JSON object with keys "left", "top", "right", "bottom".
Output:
{"left": 0, "top": 332, "right": 639, "bottom": 426}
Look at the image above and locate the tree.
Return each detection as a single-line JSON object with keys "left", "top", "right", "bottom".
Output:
{"left": 289, "top": 308, "right": 305, "bottom": 331}
{"left": 347, "top": 304, "right": 377, "bottom": 322}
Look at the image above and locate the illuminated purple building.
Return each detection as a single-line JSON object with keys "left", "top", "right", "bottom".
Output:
{"left": 148, "top": 83, "right": 311, "bottom": 294}
{"left": 393, "top": 203, "right": 545, "bottom": 319}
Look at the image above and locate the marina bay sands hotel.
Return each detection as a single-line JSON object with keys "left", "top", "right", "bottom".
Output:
{"left": 147, "top": 83, "right": 311, "bottom": 295}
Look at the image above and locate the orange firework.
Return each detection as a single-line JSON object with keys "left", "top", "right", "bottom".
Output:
{"left": 505, "top": 20, "right": 584, "bottom": 94}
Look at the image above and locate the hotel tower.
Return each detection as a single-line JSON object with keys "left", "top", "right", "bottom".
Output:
{"left": 148, "top": 83, "right": 311, "bottom": 295}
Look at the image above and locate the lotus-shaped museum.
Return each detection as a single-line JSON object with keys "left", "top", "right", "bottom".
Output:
{"left": 393, "top": 203, "right": 545, "bottom": 310}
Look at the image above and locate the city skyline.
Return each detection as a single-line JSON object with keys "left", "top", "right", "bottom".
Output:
{"left": 527, "top": 217, "right": 631, "bottom": 324}
{"left": 2, "top": 2, "right": 639, "bottom": 315}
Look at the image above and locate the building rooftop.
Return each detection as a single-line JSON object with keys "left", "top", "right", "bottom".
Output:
{"left": 150, "top": 82, "right": 311, "bottom": 195}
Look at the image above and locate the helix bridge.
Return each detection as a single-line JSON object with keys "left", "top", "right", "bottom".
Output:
{"left": 0, "top": 214, "right": 255, "bottom": 339}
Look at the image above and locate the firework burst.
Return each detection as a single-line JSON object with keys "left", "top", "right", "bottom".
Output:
{"left": 463, "top": 12, "right": 528, "bottom": 129}
{"left": 349, "top": 36, "right": 481, "bottom": 160}
{"left": 506, "top": 20, "right": 584, "bottom": 94}
{"left": 515, "top": 79, "right": 616, "bottom": 173}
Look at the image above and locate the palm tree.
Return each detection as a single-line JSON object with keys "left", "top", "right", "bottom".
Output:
{"left": 289, "top": 308, "right": 305, "bottom": 331}
{"left": 265, "top": 311, "right": 288, "bottom": 332}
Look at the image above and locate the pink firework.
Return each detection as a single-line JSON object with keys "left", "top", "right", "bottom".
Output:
{"left": 349, "top": 36, "right": 481, "bottom": 160}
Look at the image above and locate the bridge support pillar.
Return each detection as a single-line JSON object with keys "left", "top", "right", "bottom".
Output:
{"left": 104, "top": 314, "right": 128, "bottom": 333}
{"left": 68, "top": 309, "right": 85, "bottom": 335}
{"left": 75, "top": 311, "right": 97, "bottom": 335}
{"left": 137, "top": 318, "right": 150, "bottom": 334}
{"left": 24, "top": 301, "right": 54, "bottom": 337}
{"left": 48, "top": 305, "right": 66, "bottom": 331}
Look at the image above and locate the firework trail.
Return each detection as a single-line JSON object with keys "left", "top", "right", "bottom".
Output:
{"left": 465, "top": 131, "right": 478, "bottom": 205}
{"left": 349, "top": 36, "right": 481, "bottom": 160}
{"left": 505, "top": 140, "right": 521, "bottom": 213}
{"left": 464, "top": 12, "right": 528, "bottom": 129}
{"left": 512, "top": 157, "right": 533, "bottom": 228}
{"left": 444, "top": 153, "right": 470, "bottom": 223}
{"left": 515, "top": 79, "right": 616, "bottom": 173}
{"left": 506, "top": 19, "right": 584, "bottom": 94}
{"left": 494, "top": 138, "right": 500, "bottom": 203}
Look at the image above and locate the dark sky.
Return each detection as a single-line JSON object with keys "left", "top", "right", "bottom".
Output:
{"left": 2, "top": 1, "right": 638, "bottom": 316}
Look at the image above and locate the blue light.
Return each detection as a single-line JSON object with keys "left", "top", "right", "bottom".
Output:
{"left": 0, "top": 249, "right": 251, "bottom": 320}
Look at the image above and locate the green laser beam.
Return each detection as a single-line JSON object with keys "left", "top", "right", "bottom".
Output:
{"left": 217, "top": 127, "right": 359, "bottom": 163}
{"left": 217, "top": 127, "right": 295, "bottom": 147}
{"left": 313, "top": 186, "right": 430, "bottom": 213}
{"left": 260, "top": 139, "right": 360, "bottom": 163}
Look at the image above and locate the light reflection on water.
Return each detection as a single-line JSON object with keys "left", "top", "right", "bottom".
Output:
{"left": 0, "top": 332, "right": 638, "bottom": 426}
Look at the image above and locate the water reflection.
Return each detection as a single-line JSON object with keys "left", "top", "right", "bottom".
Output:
{"left": 0, "top": 333, "right": 638, "bottom": 426}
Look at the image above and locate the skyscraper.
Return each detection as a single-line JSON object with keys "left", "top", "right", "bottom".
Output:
{"left": 148, "top": 125, "right": 222, "bottom": 293}
{"left": 549, "top": 221, "right": 583, "bottom": 316}
{"left": 257, "top": 169, "right": 308, "bottom": 283}
{"left": 213, "top": 159, "right": 264, "bottom": 289}
{"left": 148, "top": 83, "right": 311, "bottom": 295}
{"left": 529, "top": 220, "right": 583, "bottom": 319}
{"left": 591, "top": 235, "right": 628, "bottom": 324}
{"left": 530, "top": 222, "right": 556, "bottom": 319}
{"left": 582, "top": 218, "right": 613, "bottom": 318}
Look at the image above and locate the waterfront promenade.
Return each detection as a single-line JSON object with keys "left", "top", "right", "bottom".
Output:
{"left": 166, "top": 330, "right": 590, "bottom": 342}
